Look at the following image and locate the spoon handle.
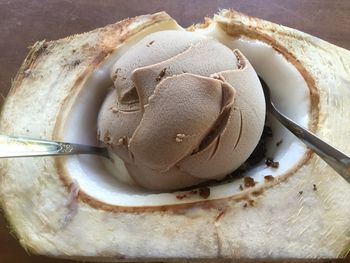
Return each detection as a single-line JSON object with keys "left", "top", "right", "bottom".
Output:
{"left": 0, "top": 135, "right": 109, "bottom": 159}
{"left": 270, "top": 108, "right": 350, "bottom": 183}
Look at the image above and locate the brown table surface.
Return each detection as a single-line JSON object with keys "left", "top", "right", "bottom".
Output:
{"left": 0, "top": 0, "right": 349, "bottom": 262}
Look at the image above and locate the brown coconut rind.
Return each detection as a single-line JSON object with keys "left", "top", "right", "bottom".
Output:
{"left": 0, "top": 10, "right": 349, "bottom": 260}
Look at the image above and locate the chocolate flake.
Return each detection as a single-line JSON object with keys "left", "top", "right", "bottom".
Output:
{"left": 176, "top": 194, "right": 187, "bottom": 200}
{"left": 264, "top": 175, "right": 274, "bottom": 181}
{"left": 243, "top": 176, "right": 256, "bottom": 188}
{"left": 313, "top": 184, "right": 317, "bottom": 191}
{"left": 239, "top": 184, "right": 244, "bottom": 191}
{"left": 265, "top": 158, "right": 279, "bottom": 168}
{"left": 156, "top": 68, "right": 167, "bottom": 81}
{"left": 276, "top": 139, "right": 283, "bottom": 146}
{"left": 243, "top": 203, "right": 248, "bottom": 208}
{"left": 299, "top": 191, "right": 303, "bottom": 195}
{"left": 199, "top": 187, "right": 210, "bottom": 199}
{"left": 176, "top": 189, "right": 199, "bottom": 200}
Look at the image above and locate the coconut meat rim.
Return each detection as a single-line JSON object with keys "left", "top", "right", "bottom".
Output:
{"left": 61, "top": 21, "right": 312, "bottom": 207}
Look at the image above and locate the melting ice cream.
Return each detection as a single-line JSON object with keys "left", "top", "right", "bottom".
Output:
{"left": 98, "top": 30, "right": 265, "bottom": 190}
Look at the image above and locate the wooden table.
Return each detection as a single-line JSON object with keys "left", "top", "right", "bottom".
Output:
{"left": 0, "top": 0, "right": 349, "bottom": 262}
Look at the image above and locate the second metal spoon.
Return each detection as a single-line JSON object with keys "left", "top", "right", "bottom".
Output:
{"left": 259, "top": 77, "right": 350, "bottom": 183}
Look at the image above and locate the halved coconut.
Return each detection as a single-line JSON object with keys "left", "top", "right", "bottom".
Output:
{"left": 0, "top": 10, "right": 350, "bottom": 260}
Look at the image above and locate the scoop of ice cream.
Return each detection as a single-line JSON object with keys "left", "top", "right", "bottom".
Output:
{"left": 97, "top": 30, "right": 265, "bottom": 190}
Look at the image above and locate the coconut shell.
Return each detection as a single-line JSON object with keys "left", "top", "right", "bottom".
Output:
{"left": 0, "top": 10, "right": 349, "bottom": 260}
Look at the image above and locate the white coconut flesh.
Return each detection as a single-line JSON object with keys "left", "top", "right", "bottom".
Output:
{"left": 63, "top": 22, "right": 310, "bottom": 207}
{"left": 2, "top": 10, "right": 350, "bottom": 259}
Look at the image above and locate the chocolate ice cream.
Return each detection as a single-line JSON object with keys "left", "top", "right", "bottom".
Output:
{"left": 98, "top": 30, "right": 265, "bottom": 190}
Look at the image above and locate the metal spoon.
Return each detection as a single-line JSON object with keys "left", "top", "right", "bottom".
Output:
{"left": 0, "top": 135, "right": 109, "bottom": 159}
{"left": 1, "top": 79, "right": 349, "bottom": 184}
{"left": 259, "top": 77, "right": 350, "bottom": 183}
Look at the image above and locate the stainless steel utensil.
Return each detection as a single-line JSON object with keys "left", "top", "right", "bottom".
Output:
{"left": 259, "top": 77, "right": 350, "bottom": 183}
{"left": 0, "top": 135, "right": 109, "bottom": 159}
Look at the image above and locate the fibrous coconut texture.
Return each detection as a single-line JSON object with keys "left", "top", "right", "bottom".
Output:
{"left": 98, "top": 30, "right": 265, "bottom": 190}
{"left": 0, "top": 10, "right": 349, "bottom": 261}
